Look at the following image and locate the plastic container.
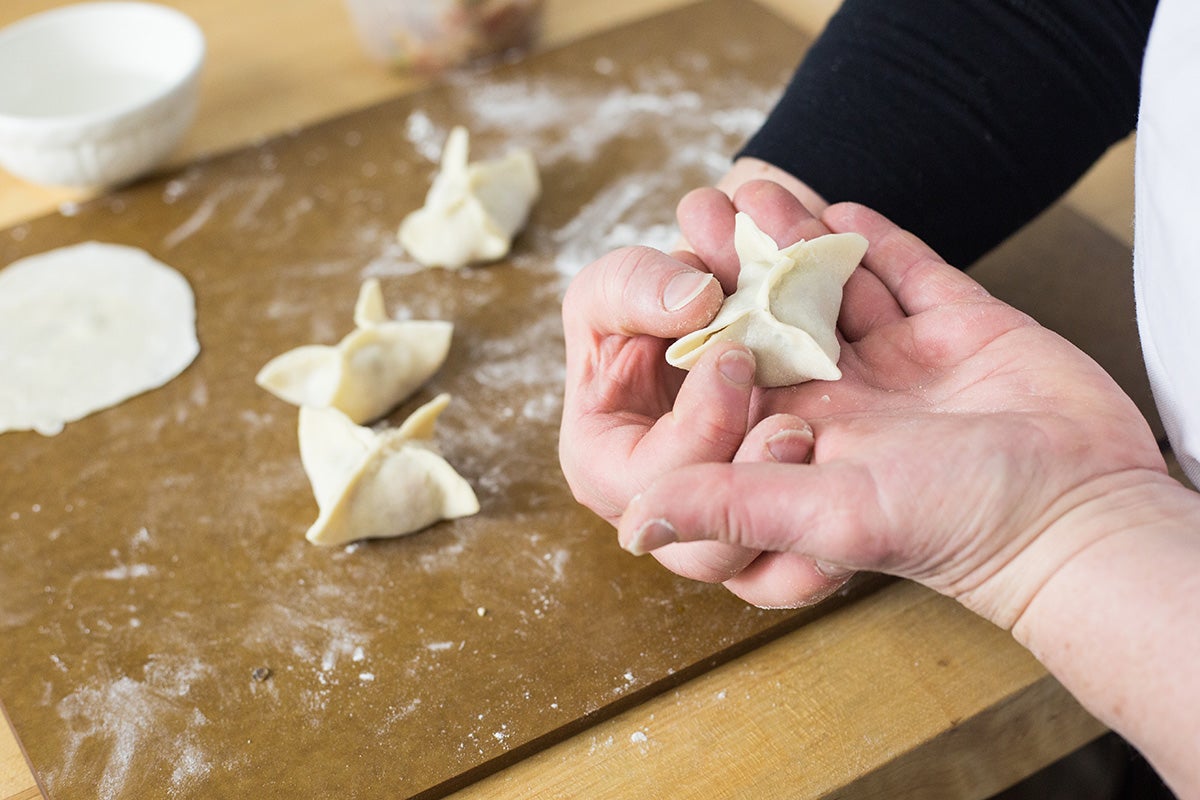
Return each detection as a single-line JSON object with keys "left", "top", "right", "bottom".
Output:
{"left": 343, "top": 0, "right": 544, "bottom": 75}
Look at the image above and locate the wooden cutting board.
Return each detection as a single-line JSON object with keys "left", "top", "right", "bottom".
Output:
{"left": 0, "top": 3, "right": 883, "bottom": 798}
{"left": 0, "top": 0, "right": 1155, "bottom": 797}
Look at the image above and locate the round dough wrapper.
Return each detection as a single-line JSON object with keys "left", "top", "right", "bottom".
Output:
{"left": 0, "top": 241, "right": 200, "bottom": 436}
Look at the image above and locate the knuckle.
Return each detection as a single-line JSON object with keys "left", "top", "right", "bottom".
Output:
{"left": 603, "top": 247, "right": 661, "bottom": 326}
{"left": 697, "top": 414, "right": 749, "bottom": 454}
{"left": 563, "top": 246, "right": 664, "bottom": 334}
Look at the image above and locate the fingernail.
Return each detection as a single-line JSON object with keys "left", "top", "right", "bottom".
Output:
{"left": 815, "top": 560, "right": 855, "bottom": 580}
{"left": 718, "top": 349, "right": 756, "bottom": 386}
{"left": 624, "top": 518, "right": 678, "bottom": 556}
{"left": 766, "top": 427, "right": 813, "bottom": 463}
{"left": 663, "top": 272, "right": 714, "bottom": 312}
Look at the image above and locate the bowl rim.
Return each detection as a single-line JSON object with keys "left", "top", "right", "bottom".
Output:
{"left": 0, "top": 1, "right": 206, "bottom": 136}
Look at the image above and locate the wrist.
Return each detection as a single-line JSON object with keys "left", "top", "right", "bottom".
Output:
{"left": 1002, "top": 471, "right": 1200, "bottom": 796}
{"left": 1007, "top": 469, "right": 1197, "bottom": 639}
{"left": 956, "top": 468, "right": 1183, "bottom": 631}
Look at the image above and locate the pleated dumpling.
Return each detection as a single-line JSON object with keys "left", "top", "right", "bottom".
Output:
{"left": 256, "top": 279, "right": 452, "bottom": 424}
{"left": 666, "top": 212, "right": 868, "bottom": 386}
{"left": 398, "top": 126, "right": 540, "bottom": 269}
{"left": 299, "top": 393, "right": 479, "bottom": 547}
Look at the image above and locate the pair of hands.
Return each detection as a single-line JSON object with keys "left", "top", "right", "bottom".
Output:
{"left": 559, "top": 180, "right": 1166, "bottom": 625}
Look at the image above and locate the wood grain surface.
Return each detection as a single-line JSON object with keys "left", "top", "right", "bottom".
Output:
{"left": 452, "top": 581, "right": 1105, "bottom": 800}
{"left": 1, "top": 1, "right": 1139, "bottom": 799}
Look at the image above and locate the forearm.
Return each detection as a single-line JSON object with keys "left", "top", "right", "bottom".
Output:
{"left": 739, "top": 0, "right": 1155, "bottom": 266}
{"left": 1012, "top": 474, "right": 1200, "bottom": 798}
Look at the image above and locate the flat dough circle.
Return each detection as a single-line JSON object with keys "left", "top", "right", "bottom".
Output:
{"left": 0, "top": 241, "right": 199, "bottom": 436}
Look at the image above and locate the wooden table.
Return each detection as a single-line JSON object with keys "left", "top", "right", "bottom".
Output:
{"left": 1, "top": 1, "right": 1138, "bottom": 797}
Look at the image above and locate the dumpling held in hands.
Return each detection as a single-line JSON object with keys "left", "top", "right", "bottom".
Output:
{"left": 666, "top": 212, "right": 868, "bottom": 386}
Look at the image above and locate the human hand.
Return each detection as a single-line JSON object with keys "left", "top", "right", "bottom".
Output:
{"left": 557, "top": 225, "right": 757, "bottom": 557}
{"left": 714, "top": 156, "right": 829, "bottom": 220}
{"left": 619, "top": 183, "right": 1168, "bottom": 624}
{"left": 559, "top": 180, "right": 858, "bottom": 602}
{"left": 562, "top": 180, "right": 828, "bottom": 586}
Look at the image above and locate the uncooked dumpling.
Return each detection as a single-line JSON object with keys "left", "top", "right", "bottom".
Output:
{"left": 398, "top": 126, "right": 540, "bottom": 269}
{"left": 299, "top": 393, "right": 479, "bottom": 546}
{"left": 256, "top": 279, "right": 452, "bottom": 424}
{"left": 666, "top": 212, "right": 868, "bottom": 386}
{"left": 0, "top": 241, "right": 198, "bottom": 436}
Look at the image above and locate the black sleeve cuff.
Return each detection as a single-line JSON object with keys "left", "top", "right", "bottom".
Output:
{"left": 739, "top": 0, "right": 1157, "bottom": 266}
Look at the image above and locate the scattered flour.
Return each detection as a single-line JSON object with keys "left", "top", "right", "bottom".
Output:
{"left": 431, "top": 55, "right": 778, "bottom": 276}
{"left": 51, "top": 656, "right": 213, "bottom": 798}
{"left": 9, "top": 39, "right": 793, "bottom": 799}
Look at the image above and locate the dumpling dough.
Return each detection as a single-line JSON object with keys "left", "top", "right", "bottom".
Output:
{"left": 299, "top": 393, "right": 479, "bottom": 546}
{"left": 398, "top": 125, "right": 540, "bottom": 269}
{"left": 0, "top": 241, "right": 198, "bottom": 436}
{"left": 256, "top": 279, "right": 452, "bottom": 424}
{"left": 666, "top": 212, "right": 868, "bottom": 386}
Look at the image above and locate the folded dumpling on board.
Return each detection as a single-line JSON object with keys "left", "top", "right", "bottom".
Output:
{"left": 256, "top": 279, "right": 452, "bottom": 424}
{"left": 398, "top": 125, "right": 540, "bottom": 269}
{"left": 666, "top": 212, "right": 868, "bottom": 387}
{"left": 299, "top": 393, "right": 479, "bottom": 547}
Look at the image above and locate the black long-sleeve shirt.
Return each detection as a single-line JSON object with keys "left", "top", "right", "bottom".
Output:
{"left": 738, "top": 0, "right": 1158, "bottom": 266}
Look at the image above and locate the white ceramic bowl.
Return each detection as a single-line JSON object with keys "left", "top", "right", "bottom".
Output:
{"left": 0, "top": 2, "right": 205, "bottom": 188}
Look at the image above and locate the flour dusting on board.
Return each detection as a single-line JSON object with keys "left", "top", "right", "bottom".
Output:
{"left": 396, "top": 50, "right": 782, "bottom": 277}
{"left": 0, "top": 14, "right": 804, "bottom": 798}
{"left": 551, "top": 173, "right": 680, "bottom": 276}
{"left": 52, "top": 657, "right": 214, "bottom": 797}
